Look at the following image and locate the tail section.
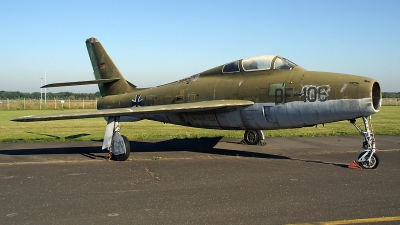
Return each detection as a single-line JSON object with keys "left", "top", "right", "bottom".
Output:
{"left": 86, "top": 37, "right": 136, "bottom": 96}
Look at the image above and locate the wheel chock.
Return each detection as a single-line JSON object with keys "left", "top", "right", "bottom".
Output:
{"left": 348, "top": 160, "right": 362, "bottom": 169}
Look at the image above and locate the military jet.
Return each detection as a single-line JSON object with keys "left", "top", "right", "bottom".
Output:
{"left": 13, "top": 37, "right": 382, "bottom": 169}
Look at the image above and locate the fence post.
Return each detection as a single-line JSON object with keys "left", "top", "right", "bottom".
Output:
{"left": 54, "top": 98, "right": 56, "bottom": 109}
{"left": 24, "top": 98, "right": 25, "bottom": 110}
{"left": 69, "top": 98, "right": 71, "bottom": 109}
{"left": 83, "top": 98, "right": 85, "bottom": 109}
{"left": 7, "top": 98, "right": 9, "bottom": 110}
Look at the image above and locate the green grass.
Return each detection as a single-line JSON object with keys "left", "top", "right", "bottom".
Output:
{"left": 0, "top": 106, "right": 399, "bottom": 143}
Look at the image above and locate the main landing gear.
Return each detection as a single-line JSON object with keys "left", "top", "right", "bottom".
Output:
{"left": 349, "top": 116, "right": 379, "bottom": 169}
{"left": 242, "top": 130, "right": 266, "bottom": 146}
{"left": 103, "top": 117, "right": 130, "bottom": 161}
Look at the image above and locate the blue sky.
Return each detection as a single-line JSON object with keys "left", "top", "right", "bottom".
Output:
{"left": 1, "top": 0, "right": 399, "bottom": 93}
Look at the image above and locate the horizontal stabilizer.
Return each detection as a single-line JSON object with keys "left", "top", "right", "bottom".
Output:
{"left": 41, "top": 78, "right": 120, "bottom": 88}
{"left": 12, "top": 100, "right": 254, "bottom": 122}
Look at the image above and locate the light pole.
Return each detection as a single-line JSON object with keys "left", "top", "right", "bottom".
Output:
{"left": 44, "top": 67, "right": 47, "bottom": 104}
{"left": 40, "top": 78, "right": 43, "bottom": 109}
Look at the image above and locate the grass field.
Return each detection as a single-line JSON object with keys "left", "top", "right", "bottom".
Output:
{"left": 0, "top": 106, "right": 399, "bottom": 143}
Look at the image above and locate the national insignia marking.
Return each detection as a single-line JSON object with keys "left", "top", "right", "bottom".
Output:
{"left": 132, "top": 94, "right": 143, "bottom": 107}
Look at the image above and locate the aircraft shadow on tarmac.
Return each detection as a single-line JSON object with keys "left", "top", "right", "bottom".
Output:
{"left": 0, "top": 144, "right": 104, "bottom": 156}
{"left": 0, "top": 137, "right": 287, "bottom": 159}
{"left": 25, "top": 131, "right": 91, "bottom": 140}
{"left": 0, "top": 137, "right": 349, "bottom": 168}
{"left": 132, "top": 137, "right": 290, "bottom": 159}
{"left": 131, "top": 137, "right": 348, "bottom": 168}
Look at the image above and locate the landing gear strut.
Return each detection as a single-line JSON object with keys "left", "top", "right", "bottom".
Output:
{"left": 242, "top": 130, "right": 266, "bottom": 146}
{"left": 103, "top": 117, "right": 131, "bottom": 161}
{"left": 350, "top": 116, "right": 379, "bottom": 169}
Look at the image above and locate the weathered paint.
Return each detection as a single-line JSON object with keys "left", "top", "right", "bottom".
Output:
{"left": 134, "top": 96, "right": 378, "bottom": 130}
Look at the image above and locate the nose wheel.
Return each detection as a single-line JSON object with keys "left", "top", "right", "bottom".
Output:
{"left": 357, "top": 151, "right": 379, "bottom": 169}
{"left": 349, "top": 116, "right": 379, "bottom": 169}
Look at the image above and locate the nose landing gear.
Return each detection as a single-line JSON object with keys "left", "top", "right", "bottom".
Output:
{"left": 349, "top": 116, "right": 379, "bottom": 169}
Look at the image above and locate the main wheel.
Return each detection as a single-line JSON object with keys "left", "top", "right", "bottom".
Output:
{"left": 358, "top": 152, "right": 379, "bottom": 169}
{"left": 112, "top": 135, "right": 131, "bottom": 161}
{"left": 243, "top": 130, "right": 262, "bottom": 145}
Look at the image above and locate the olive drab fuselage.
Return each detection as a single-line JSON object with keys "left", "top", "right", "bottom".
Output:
{"left": 96, "top": 56, "right": 381, "bottom": 131}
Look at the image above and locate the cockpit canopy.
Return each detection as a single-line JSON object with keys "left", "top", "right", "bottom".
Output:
{"left": 222, "top": 55, "right": 297, "bottom": 74}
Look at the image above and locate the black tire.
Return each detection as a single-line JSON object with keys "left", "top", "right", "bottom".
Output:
{"left": 358, "top": 152, "right": 379, "bottom": 169}
{"left": 243, "top": 130, "right": 262, "bottom": 145}
{"left": 112, "top": 135, "right": 130, "bottom": 161}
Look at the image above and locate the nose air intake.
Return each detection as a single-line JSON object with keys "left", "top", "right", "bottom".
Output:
{"left": 372, "top": 82, "right": 381, "bottom": 111}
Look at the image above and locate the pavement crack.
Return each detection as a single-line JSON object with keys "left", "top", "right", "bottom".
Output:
{"left": 144, "top": 167, "right": 160, "bottom": 181}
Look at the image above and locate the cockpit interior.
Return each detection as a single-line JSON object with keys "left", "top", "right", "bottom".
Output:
{"left": 222, "top": 55, "right": 298, "bottom": 74}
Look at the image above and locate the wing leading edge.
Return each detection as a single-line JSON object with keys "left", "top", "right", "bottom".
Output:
{"left": 12, "top": 100, "right": 254, "bottom": 122}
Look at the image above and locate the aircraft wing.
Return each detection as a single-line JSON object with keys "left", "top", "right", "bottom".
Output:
{"left": 12, "top": 100, "right": 254, "bottom": 122}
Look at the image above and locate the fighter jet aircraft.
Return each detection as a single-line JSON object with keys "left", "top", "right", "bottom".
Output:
{"left": 13, "top": 37, "right": 382, "bottom": 169}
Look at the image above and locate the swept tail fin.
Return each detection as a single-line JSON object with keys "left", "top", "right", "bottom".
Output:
{"left": 86, "top": 37, "right": 136, "bottom": 96}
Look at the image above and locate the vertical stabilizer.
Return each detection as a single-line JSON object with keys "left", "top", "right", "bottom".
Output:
{"left": 86, "top": 37, "right": 136, "bottom": 96}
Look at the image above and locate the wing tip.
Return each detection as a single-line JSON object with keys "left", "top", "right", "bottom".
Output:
{"left": 11, "top": 116, "right": 32, "bottom": 122}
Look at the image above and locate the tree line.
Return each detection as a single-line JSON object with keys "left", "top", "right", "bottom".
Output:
{"left": 0, "top": 91, "right": 102, "bottom": 100}
{"left": 382, "top": 92, "right": 400, "bottom": 98}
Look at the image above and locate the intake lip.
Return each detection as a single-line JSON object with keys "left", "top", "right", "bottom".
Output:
{"left": 372, "top": 82, "right": 381, "bottom": 111}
